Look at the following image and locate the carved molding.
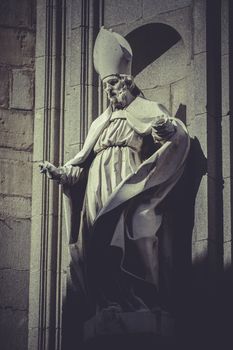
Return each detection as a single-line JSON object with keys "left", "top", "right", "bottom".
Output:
{"left": 28, "top": 0, "right": 66, "bottom": 349}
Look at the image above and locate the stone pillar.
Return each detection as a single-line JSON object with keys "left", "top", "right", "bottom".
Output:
{"left": 28, "top": 1, "right": 66, "bottom": 349}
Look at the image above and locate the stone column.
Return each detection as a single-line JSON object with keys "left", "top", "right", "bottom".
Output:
{"left": 28, "top": 1, "right": 66, "bottom": 349}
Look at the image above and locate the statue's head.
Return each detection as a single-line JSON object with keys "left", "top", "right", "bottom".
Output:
{"left": 102, "top": 74, "right": 135, "bottom": 109}
{"left": 94, "top": 27, "right": 139, "bottom": 108}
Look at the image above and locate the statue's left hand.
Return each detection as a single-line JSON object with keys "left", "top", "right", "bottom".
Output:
{"left": 39, "top": 161, "right": 61, "bottom": 180}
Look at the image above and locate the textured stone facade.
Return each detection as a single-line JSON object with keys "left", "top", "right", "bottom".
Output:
{"left": 0, "top": 1, "right": 36, "bottom": 350}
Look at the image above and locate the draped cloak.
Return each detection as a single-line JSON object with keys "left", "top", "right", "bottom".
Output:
{"left": 62, "top": 96, "right": 190, "bottom": 313}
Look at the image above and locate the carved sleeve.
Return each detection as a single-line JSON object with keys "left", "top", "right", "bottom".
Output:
{"left": 56, "top": 165, "right": 83, "bottom": 186}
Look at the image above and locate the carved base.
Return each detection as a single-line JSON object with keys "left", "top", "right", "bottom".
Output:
{"left": 83, "top": 309, "right": 174, "bottom": 349}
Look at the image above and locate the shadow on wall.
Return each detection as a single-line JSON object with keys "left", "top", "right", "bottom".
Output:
{"left": 126, "top": 23, "right": 181, "bottom": 76}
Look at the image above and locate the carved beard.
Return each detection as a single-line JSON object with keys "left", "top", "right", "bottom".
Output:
{"left": 108, "top": 84, "right": 128, "bottom": 109}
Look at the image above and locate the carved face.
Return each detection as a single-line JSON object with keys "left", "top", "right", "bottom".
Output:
{"left": 103, "top": 75, "right": 129, "bottom": 109}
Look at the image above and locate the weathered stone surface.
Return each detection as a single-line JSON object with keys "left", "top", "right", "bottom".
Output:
{"left": 223, "top": 241, "right": 232, "bottom": 269}
{"left": 65, "top": 86, "right": 81, "bottom": 146}
{"left": 221, "top": 0, "right": 229, "bottom": 56}
{"left": 192, "top": 176, "right": 208, "bottom": 241}
{"left": 171, "top": 77, "right": 187, "bottom": 118}
{"left": 71, "top": 0, "right": 82, "bottom": 28}
{"left": 10, "top": 69, "right": 34, "bottom": 110}
{"left": 0, "top": 148, "right": 32, "bottom": 163}
{"left": 223, "top": 178, "right": 231, "bottom": 243}
{"left": 0, "top": 159, "right": 32, "bottom": 197}
{"left": 104, "top": 0, "right": 142, "bottom": 27}
{"left": 0, "top": 270, "right": 29, "bottom": 310}
{"left": 194, "top": 52, "right": 207, "bottom": 115}
{"left": 192, "top": 239, "right": 208, "bottom": 264}
{"left": 64, "top": 143, "right": 82, "bottom": 164}
{"left": 70, "top": 28, "right": 82, "bottom": 87}
{"left": 0, "top": 67, "right": 9, "bottom": 108}
{"left": 0, "top": 109, "right": 33, "bottom": 151}
{"left": 0, "top": 0, "right": 35, "bottom": 28}
{"left": 0, "top": 219, "right": 30, "bottom": 270}
{"left": 0, "top": 195, "right": 31, "bottom": 219}
{"left": 222, "top": 54, "right": 230, "bottom": 117}
{"left": 35, "top": 57, "right": 46, "bottom": 110}
{"left": 188, "top": 114, "right": 207, "bottom": 156}
{"left": 0, "top": 309, "right": 28, "bottom": 350}
{"left": 0, "top": 27, "right": 35, "bottom": 66}
{"left": 222, "top": 115, "right": 231, "bottom": 178}
{"left": 135, "top": 40, "right": 187, "bottom": 89}
{"left": 143, "top": 85, "right": 171, "bottom": 113}
{"left": 143, "top": 0, "right": 191, "bottom": 19}
{"left": 193, "top": 0, "right": 206, "bottom": 54}
{"left": 35, "top": 4, "right": 46, "bottom": 57}
{"left": 185, "top": 63, "right": 195, "bottom": 125}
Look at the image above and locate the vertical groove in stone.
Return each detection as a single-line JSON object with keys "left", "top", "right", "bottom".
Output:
{"left": 206, "top": 0, "right": 223, "bottom": 278}
{"left": 28, "top": 0, "right": 66, "bottom": 349}
{"left": 229, "top": 0, "right": 233, "bottom": 274}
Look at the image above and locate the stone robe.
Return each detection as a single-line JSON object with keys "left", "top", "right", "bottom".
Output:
{"left": 61, "top": 96, "right": 190, "bottom": 315}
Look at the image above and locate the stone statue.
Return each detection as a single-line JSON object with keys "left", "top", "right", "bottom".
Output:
{"left": 39, "top": 27, "right": 190, "bottom": 342}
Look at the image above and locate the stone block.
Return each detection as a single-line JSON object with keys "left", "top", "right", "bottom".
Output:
{"left": 104, "top": 0, "right": 142, "bottom": 27}
{"left": 0, "top": 309, "right": 28, "bottom": 350}
{"left": 10, "top": 69, "right": 34, "bottom": 110}
{"left": 0, "top": 109, "right": 33, "bottom": 151}
{"left": 171, "top": 77, "right": 187, "bottom": 119}
{"left": 0, "top": 0, "right": 35, "bottom": 28}
{"left": 136, "top": 40, "right": 187, "bottom": 89}
{"left": 192, "top": 175, "right": 208, "bottom": 241}
{"left": 0, "top": 148, "right": 32, "bottom": 163}
{"left": 0, "top": 159, "right": 32, "bottom": 197}
{"left": 0, "top": 195, "right": 31, "bottom": 220}
{"left": 0, "top": 270, "right": 29, "bottom": 310}
{"left": 143, "top": 0, "right": 191, "bottom": 19}
{"left": 143, "top": 85, "right": 171, "bottom": 113}
{"left": 222, "top": 54, "right": 230, "bottom": 117}
{"left": 193, "top": 0, "right": 206, "bottom": 54}
{"left": 223, "top": 178, "right": 231, "bottom": 243}
{"left": 0, "top": 218, "right": 30, "bottom": 270}
{"left": 192, "top": 239, "right": 208, "bottom": 264}
{"left": 222, "top": 115, "right": 231, "bottom": 178}
{"left": 0, "top": 27, "right": 35, "bottom": 66}
{"left": 0, "top": 67, "right": 9, "bottom": 108}
{"left": 193, "top": 52, "right": 207, "bottom": 115}
{"left": 70, "top": 28, "right": 82, "bottom": 86}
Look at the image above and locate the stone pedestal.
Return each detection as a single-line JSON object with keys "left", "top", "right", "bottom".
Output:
{"left": 83, "top": 309, "right": 174, "bottom": 350}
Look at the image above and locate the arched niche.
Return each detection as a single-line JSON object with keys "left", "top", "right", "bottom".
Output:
{"left": 126, "top": 23, "right": 193, "bottom": 311}
{"left": 126, "top": 23, "right": 190, "bottom": 125}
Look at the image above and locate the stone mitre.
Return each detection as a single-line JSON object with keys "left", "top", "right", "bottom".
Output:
{"left": 93, "top": 27, "right": 133, "bottom": 80}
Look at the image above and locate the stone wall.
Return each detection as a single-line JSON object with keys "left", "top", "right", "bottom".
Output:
{"left": 0, "top": 1, "right": 36, "bottom": 349}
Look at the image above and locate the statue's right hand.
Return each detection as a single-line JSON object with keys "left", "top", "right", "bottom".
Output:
{"left": 39, "top": 161, "right": 60, "bottom": 180}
